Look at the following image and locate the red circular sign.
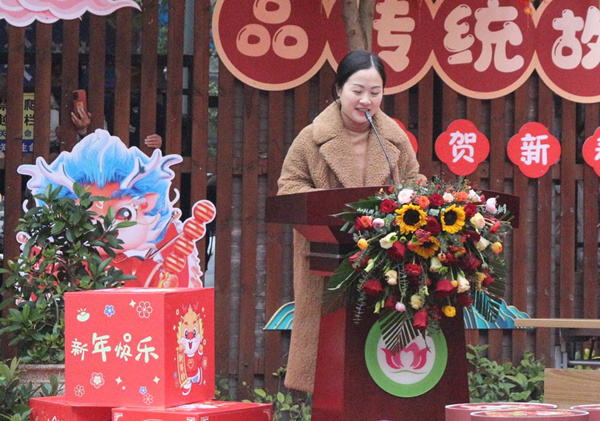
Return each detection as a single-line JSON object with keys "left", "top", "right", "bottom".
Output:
{"left": 213, "top": 0, "right": 330, "bottom": 90}
{"left": 582, "top": 127, "right": 600, "bottom": 177}
{"left": 432, "top": 0, "right": 536, "bottom": 98}
{"left": 507, "top": 122, "right": 561, "bottom": 178}
{"left": 535, "top": 0, "right": 600, "bottom": 103}
{"left": 435, "top": 119, "right": 489, "bottom": 176}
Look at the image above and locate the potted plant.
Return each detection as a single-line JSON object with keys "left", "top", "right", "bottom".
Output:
{"left": 0, "top": 183, "right": 134, "bottom": 386}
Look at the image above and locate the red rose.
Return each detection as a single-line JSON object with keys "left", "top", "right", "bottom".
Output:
{"left": 457, "top": 293, "right": 474, "bottom": 307}
{"left": 425, "top": 216, "right": 441, "bottom": 235}
{"left": 386, "top": 241, "right": 406, "bottom": 261}
{"left": 435, "top": 278, "right": 455, "bottom": 298}
{"left": 464, "top": 231, "right": 481, "bottom": 243}
{"left": 380, "top": 199, "right": 398, "bottom": 213}
{"left": 349, "top": 251, "right": 369, "bottom": 271}
{"left": 428, "top": 193, "right": 444, "bottom": 207}
{"left": 490, "top": 220, "right": 501, "bottom": 233}
{"left": 413, "top": 310, "right": 428, "bottom": 330}
{"left": 464, "top": 203, "right": 477, "bottom": 218}
{"left": 362, "top": 278, "right": 384, "bottom": 297}
{"left": 354, "top": 216, "right": 373, "bottom": 231}
{"left": 459, "top": 254, "right": 481, "bottom": 271}
{"left": 384, "top": 294, "right": 400, "bottom": 309}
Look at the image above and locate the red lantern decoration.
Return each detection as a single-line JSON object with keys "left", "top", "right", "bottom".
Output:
{"left": 183, "top": 220, "right": 206, "bottom": 241}
{"left": 174, "top": 237, "right": 195, "bottom": 257}
{"left": 165, "top": 253, "right": 186, "bottom": 274}
{"left": 193, "top": 201, "right": 216, "bottom": 224}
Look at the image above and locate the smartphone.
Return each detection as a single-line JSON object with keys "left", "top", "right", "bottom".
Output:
{"left": 72, "top": 89, "right": 87, "bottom": 113}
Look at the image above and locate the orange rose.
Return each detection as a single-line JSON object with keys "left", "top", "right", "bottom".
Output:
{"left": 416, "top": 195, "right": 430, "bottom": 209}
{"left": 456, "top": 191, "right": 469, "bottom": 201}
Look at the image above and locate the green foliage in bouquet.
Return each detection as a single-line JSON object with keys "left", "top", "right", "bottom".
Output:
{"left": 324, "top": 177, "right": 512, "bottom": 351}
{"left": 0, "top": 184, "right": 135, "bottom": 364}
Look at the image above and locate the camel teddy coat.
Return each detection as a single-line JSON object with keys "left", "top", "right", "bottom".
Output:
{"left": 277, "top": 102, "right": 421, "bottom": 393}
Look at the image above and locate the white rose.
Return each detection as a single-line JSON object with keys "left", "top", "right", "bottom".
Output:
{"left": 410, "top": 294, "right": 424, "bottom": 309}
{"left": 443, "top": 192, "right": 454, "bottom": 203}
{"left": 397, "top": 189, "right": 414, "bottom": 204}
{"left": 485, "top": 197, "right": 498, "bottom": 214}
{"left": 385, "top": 270, "right": 398, "bottom": 285}
{"left": 470, "top": 212, "right": 486, "bottom": 230}
{"left": 475, "top": 237, "right": 490, "bottom": 251}
{"left": 379, "top": 232, "right": 398, "bottom": 249}
{"left": 457, "top": 273, "right": 471, "bottom": 293}
{"left": 468, "top": 189, "right": 480, "bottom": 202}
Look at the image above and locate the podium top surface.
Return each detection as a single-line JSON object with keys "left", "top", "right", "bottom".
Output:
{"left": 266, "top": 186, "right": 519, "bottom": 228}
{"left": 515, "top": 318, "right": 600, "bottom": 329}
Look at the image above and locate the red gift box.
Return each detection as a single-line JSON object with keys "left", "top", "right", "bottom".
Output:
{"left": 112, "top": 401, "right": 274, "bottom": 420}
{"left": 65, "top": 287, "right": 215, "bottom": 408}
{"left": 29, "top": 395, "right": 112, "bottom": 421}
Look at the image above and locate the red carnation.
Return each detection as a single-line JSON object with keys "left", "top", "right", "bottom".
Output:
{"left": 380, "top": 199, "right": 398, "bottom": 213}
{"left": 464, "top": 203, "right": 477, "bottom": 219}
{"left": 362, "top": 278, "right": 384, "bottom": 297}
{"left": 405, "top": 263, "right": 422, "bottom": 279}
{"left": 425, "top": 216, "right": 441, "bottom": 235}
{"left": 355, "top": 216, "right": 373, "bottom": 231}
{"left": 349, "top": 251, "right": 369, "bottom": 271}
{"left": 459, "top": 254, "right": 482, "bottom": 271}
{"left": 413, "top": 310, "right": 429, "bottom": 330}
{"left": 429, "top": 193, "right": 444, "bottom": 207}
{"left": 386, "top": 241, "right": 406, "bottom": 261}
{"left": 435, "top": 278, "right": 455, "bottom": 298}
{"left": 457, "top": 293, "right": 474, "bottom": 307}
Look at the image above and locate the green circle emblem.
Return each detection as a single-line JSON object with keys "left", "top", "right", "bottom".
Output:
{"left": 364, "top": 322, "right": 448, "bottom": 397}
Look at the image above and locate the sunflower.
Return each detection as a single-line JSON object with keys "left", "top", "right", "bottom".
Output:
{"left": 441, "top": 204, "right": 466, "bottom": 234}
{"left": 411, "top": 235, "right": 441, "bottom": 258}
{"left": 395, "top": 203, "right": 427, "bottom": 234}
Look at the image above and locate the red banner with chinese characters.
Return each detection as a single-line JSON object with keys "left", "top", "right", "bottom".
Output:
{"left": 435, "top": 119, "right": 490, "bottom": 176}
{"left": 507, "top": 122, "right": 561, "bottom": 178}
{"left": 213, "top": 0, "right": 600, "bottom": 102}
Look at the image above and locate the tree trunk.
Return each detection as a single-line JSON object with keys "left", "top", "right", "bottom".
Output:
{"left": 342, "top": 0, "right": 366, "bottom": 51}
{"left": 358, "top": 0, "right": 375, "bottom": 52}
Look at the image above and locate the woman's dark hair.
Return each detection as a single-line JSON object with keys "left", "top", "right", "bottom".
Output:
{"left": 332, "top": 50, "right": 386, "bottom": 100}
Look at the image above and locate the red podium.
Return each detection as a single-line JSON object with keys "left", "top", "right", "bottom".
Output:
{"left": 266, "top": 186, "right": 519, "bottom": 421}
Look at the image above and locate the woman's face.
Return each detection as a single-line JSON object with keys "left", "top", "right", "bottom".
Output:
{"left": 337, "top": 67, "right": 384, "bottom": 128}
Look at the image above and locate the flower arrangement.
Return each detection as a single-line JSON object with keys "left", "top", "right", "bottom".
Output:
{"left": 324, "top": 177, "right": 512, "bottom": 351}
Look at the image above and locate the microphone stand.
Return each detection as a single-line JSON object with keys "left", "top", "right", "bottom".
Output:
{"left": 364, "top": 111, "right": 396, "bottom": 186}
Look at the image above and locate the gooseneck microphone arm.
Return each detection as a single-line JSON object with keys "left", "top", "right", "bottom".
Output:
{"left": 364, "top": 111, "right": 396, "bottom": 186}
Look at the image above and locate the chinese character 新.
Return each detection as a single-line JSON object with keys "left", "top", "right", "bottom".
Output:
{"left": 70, "top": 338, "right": 89, "bottom": 362}
{"left": 520, "top": 133, "right": 550, "bottom": 165}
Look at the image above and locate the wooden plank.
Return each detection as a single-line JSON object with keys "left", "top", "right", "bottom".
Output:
{"left": 466, "top": 97, "right": 483, "bottom": 185}
{"left": 165, "top": 0, "right": 185, "bottom": 192}
{"left": 393, "top": 89, "right": 409, "bottom": 126}
{"left": 113, "top": 8, "right": 132, "bottom": 143}
{"left": 88, "top": 15, "right": 106, "bottom": 132}
{"left": 61, "top": 20, "right": 80, "bottom": 151}
{"left": 1, "top": 25, "right": 25, "bottom": 360}
{"left": 544, "top": 369, "right": 600, "bottom": 408}
{"left": 417, "top": 70, "right": 435, "bottom": 178}
{"left": 515, "top": 318, "right": 600, "bottom": 329}
{"left": 33, "top": 23, "right": 52, "bottom": 161}
{"left": 4, "top": 26, "right": 24, "bottom": 266}
{"left": 214, "top": 61, "right": 235, "bottom": 379}
{"left": 440, "top": 83, "right": 457, "bottom": 181}
{"left": 318, "top": 63, "right": 335, "bottom": 111}
{"left": 263, "top": 90, "right": 286, "bottom": 394}
{"left": 294, "top": 81, "right": 311, "bottom": 136}
{"left": 536, "top": 82, "right": 555, "bottom": 362}
{"left": 237, "top": 85, "right": 260, "bottom": 397}
{"left": 583, "top": 103, "right": 599, "bottom": 319}
{"left": 511, "top": 81, "right": 530, "bottom": 364}
{"left": 559, "top": 99, "right": 576, "bottom": 319}
{"left": 139, "top": 0, "right": 158, "bottom": 154}
{"left": 189, "top": 0, "right": 211, "bottom": 269}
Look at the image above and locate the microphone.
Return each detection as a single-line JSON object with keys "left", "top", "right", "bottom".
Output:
{"left": 364, "top": 111, "right": 396, "bottom": 186}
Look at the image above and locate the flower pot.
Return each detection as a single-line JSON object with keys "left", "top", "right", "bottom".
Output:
{"left": 19, "top": 363, "right": 65, "bottom": 395}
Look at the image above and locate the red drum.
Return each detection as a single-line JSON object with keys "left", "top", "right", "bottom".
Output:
{"left": 470, "top": 409, "right": 590, "bottom": 420}
{"left": 446, "top": 403, "right": 558, "bottom": 421}
{"left": 572, "top": 405, "right": 600, "bottom": 421}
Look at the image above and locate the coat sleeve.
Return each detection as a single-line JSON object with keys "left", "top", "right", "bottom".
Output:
{"left": 277, "top": 128, "right": 319, "bottom": 195}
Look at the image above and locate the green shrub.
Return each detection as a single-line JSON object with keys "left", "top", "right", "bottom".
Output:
{"left": 0, "top": 358, "right": 60, "bottom": 420}
{"left": 467, "top": 344, "right": 545, "bottom": 402}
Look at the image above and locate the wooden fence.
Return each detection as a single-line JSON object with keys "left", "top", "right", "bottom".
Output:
{"left": 0, "top": 0, "right": 599, "bottom": 399}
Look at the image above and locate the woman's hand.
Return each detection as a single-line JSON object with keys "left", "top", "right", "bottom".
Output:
{"left": 144, "top": 133, "right": 163, "bottom": 149}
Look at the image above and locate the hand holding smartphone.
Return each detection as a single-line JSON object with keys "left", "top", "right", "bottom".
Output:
{"left": 72, "top": 89, "right": 87, "bottom": 113}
